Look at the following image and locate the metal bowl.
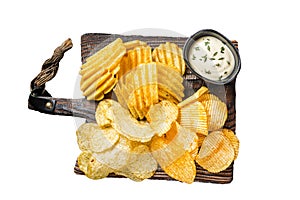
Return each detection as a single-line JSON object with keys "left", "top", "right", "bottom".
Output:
{"left": 183, "top": 29, "right": 241, "bottom": 85}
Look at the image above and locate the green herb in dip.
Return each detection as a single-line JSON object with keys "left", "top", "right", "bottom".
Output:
{"left": 188, "top": 36, "right": 235, "bottom": 81}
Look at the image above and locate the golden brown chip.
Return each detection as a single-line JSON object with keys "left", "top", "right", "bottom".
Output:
{"left": 177, "top": 86, "right": 209, "bottom": 108}
{"left": 150, "top": 122, "right": 197, "bottom": 168}
{"left": 158, "top": 89, "right": 179, "bottom": 104}
{"left": 95, "top": 99, "right": 156, "bottom": 142}
{"left": 197, "top": 133, "right": 207, "bottom": 147}
{"left": 222, "top": 129, "right": 239, "bottom": 160}
{"left": 178, "top": 101, "right": 208, "bottom": 136}
{"left": 201, "top": 99, "right": 227, "bottom": 131}
{"left": 86, "top": 156, "right": 113, "bottom": 180}
{"left": 146, "top": 100, "right": 178, "bottom": 136}
{"left": 118, "top": 46, "right": 152, "bottom": 78}
{"left": 115, "top": 63, "right": 160, "bottom": 119}
{"left": 77, "top": 151, "right": 113, "bottom": 180}
{"left": 198, "top": 93, "right": 221, "bottom": 102}
{"left": 76, "top": 123, "right": 119, "bottom": 153}
{"left": 77, "top": 151, "right": 93, "bottom": 174}
{"left": 153, "top": 42, "right": 186, "bottom": 75}
{"left": 196, "top": 130, "right": 234, "bottom": 173}
{"left": 164, "top": 152, "right": 196, "bottom": 184}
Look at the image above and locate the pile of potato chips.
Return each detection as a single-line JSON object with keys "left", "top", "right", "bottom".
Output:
{"left": 76, "top": 38, "right": 240, "bottom": 183}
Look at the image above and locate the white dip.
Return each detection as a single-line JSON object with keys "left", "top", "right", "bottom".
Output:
{"left": 188, "top": 36, "right": 235, "bottom": 81}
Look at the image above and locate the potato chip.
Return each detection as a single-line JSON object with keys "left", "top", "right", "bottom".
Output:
{"left": 79, "top": 38, "right": 126, "bottom": 100}
{"left": 178, "top": 101, "right": 208, "bottom": 136}
{"left": 157, "top": 64, "right": 184, "bottom": 102}
{"left": 196, "top": 130, "right": 234, "bottom": 173}
{"left": 177, "top": 86, "right": 209, "bottom": 108}
{"left": 146, "top": 100, "right": 178, "bottom": 136}
{"left": 201, "top": 99, "right": 227, "bottom": 131}
{"left": 81, "top": 38, "right": 123, "bottom": 69}
{"left": 115, "top": 63, "right": 159, "bottom": 119}
{"left": 150, "top": 122, "right": 197, "bottom": 168}
{"left": 95, "top": 99, "right": 156, "bottom": 142}
{"left": 118, "top": 46, "right": 152, "bottom": 78}
{"left": 197, "top": 133, "right": 207, "bottom": 147}
{"left": 164, "top": 152, "right": 196, "bottom": 184}
{"left": 93, "top": 136, "right": 131, "bottom": 171}
{"left": 77, "top": 151, "right": 113, "bottom": 180}
{"left": 153, "top": 42, "right": 186, "bottom": 75}
{"left": 127, "top": 84, "right": 159, "bottom": 119}
{"left": 125, "top": 144, "right": 157, "bottom": 180}
{"left": 76, "top": 123, "right": 119, "bottom": 153}
{"left": 158, "top": 88, "right": 179, "bottom": 104}
{"left": 86, "top": 155, "right": 113, "bottom": 180}
{"left": 198, "top": 93, "right": 220, "bottom": 102}
{"left": 222, "top": 129, "right": 239, "bottom": 160}
{"left": 77, "top": 151, "right": 93, "bottom": 174}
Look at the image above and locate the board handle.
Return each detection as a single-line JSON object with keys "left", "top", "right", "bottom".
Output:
{"left": 28, "top": 38, "right": 97, "bottom": 122}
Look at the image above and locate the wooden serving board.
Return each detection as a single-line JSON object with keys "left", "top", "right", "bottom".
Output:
{"left": 73, "top": 33, "right": 238, "bottom": 184}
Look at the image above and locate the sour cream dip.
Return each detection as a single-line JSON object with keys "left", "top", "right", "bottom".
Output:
{"left": 188, "top": 36, "right": 235, "bottom": 82}
{"left": 183, "top": 29, "right": 241, "bottom": 85}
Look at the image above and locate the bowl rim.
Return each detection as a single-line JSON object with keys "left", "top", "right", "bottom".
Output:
{"left": 183, "top": 29, "right": 241, "bottom": 85}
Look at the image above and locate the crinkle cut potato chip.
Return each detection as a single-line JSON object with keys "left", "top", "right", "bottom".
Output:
{"left": 150, "top": 122, "right": 198, "bottom": 169}
{"left": 201, "top": 99, "right": 227, "bottom": 131}
{"left": 76, "top": 123, "right": 119, "bottom": 153}
{"left": 222, "top": 129, "right": 239, "bottom": 160}
{"left": 79, "top": 38, "right": 126, "bottom": 100}
{"left": 178, "top": 101, "right": 208, "bottom": 136}
{"left": 118, "top": 46, "right": 152, "bottom": 79}
{"left": 196, "top": 130, "right": 234, "bottom": 173}
{"left": 177, "top": 86, "right": 209, "bottom": 108}
{"left": 95, "top": 99, "right": 156, "bottom": 142}
{"left": 164, "top": 152, "right": 196, "bottom": 184}
{"left": 146, "top": 100, "right": 178, "bottom": 136}
{"left": 152, "top": 42, "right": 186, "bottom": 75}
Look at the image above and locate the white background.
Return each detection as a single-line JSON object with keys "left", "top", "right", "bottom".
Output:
{"left": 1, "top": 0, "right": 299, "bottom": 199}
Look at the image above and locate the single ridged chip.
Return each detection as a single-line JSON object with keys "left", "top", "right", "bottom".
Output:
{"left": 95, "top": 99, "right": 156, "bottom": 142}
{"left": 76, "top": 123, "right": 119, "bottom": 153}
{"left": 118, "top": 46, "right": 152, "bottom": 78}
{"left": 178, "top": 101, "right": 208, "bottom": 136}
{"left": 201, "top": 99, "right": 227, "bottom": 131}
{"left": 164, "top": 152, "right": 196, "bottom": 184}
{"left": 177, "top": 86, "right": 209, "bottom": 108}
{"left": 222, "top": 129, "right": 239, "bottom": 160}
{"left": 196, "top": 130, "right": 234, "bottom": 173}
{"left": 153, "top": 42, "right": 186, "bottom": 75}
{"left": 146, "top": 100, "right": 178, "bottom": 136}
